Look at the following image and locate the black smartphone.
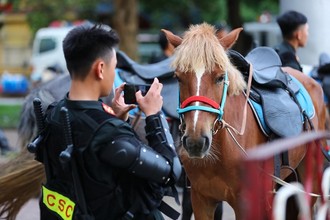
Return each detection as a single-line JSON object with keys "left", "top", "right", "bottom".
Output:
{"left": 124, "top": 84, "right": 151, "bottom": 104}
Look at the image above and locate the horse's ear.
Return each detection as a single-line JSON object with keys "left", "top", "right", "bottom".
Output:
{"left": 161, "top": 29, "right": 183, "bottom": 48}
{"left": 218, "top": 27, "right": 243, "bottom": 50}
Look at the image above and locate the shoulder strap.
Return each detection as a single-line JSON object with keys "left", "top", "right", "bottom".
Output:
{"left": 60, "top": 107, "right": 95, "bottom": 219}
{"left": 61, "top": 108, "right": 117, "bottom": 219}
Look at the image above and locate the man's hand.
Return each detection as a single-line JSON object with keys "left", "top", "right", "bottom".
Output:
{"left": 111, "top": 83, "right": 136, "bottom": 121}
{"left": 136, "top": 78, "right": 163, "bottom": 116}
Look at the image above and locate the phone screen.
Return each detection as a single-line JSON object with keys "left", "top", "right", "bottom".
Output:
{"left": 124, "top": 84, "right": 151, "bottom": 104}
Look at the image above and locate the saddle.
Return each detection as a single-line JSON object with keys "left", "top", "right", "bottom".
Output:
{"left": 116, "top": 50, "right": 175, "bottom": 80}
{"left": 116, "top": 50, "right": 179, "bottom": 119}
{"left": 230, "top": 47, "right": 314, "bottom": 138}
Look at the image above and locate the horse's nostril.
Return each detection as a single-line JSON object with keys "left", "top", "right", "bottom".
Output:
{"left": 204, "top": 136, "right": 210, "bottom": 149}
{"left": 182, "top": 135, "right": 210, "bottom": 152}
{"left": 182, "top": 136, "right": 187, "bottom": 147}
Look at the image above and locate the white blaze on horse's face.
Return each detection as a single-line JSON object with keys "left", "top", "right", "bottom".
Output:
{"left": 193, "top": 66, "right": 205, "bottom": 132}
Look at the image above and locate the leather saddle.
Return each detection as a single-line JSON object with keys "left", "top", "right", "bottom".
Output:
{"left": 229, "top": 47, "right": 309, "bottom": 138}
{"left": 116, "top": 50, "right": 179, "bottom": 119}
{"left": 116, "top": 50, "right": 175, "bottom": 79}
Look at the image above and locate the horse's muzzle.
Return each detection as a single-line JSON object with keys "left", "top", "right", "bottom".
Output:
{"left": 182, "top": 135, "right": 210, "bottom": 158}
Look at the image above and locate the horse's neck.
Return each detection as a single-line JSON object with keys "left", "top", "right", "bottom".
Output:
{"left": 224, "top": 93, "right": 248, "bottom": 127}
{"left": 222, "top": 93, "right": 267, "bottom": 149}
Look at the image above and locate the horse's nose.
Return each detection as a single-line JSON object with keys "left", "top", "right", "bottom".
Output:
{"left": 182, "top": 135, "right": 210, "bottom": 157}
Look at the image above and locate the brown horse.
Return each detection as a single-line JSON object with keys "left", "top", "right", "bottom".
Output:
{"left": 162, "top": 23, "right": 327, "bottom": 219}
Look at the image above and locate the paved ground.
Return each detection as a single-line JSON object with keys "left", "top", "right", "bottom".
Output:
{"left": 13, "top": 195, "right": 235, "bottom": 220}
{"left": 1, "top": 129, "right": 235, "bottom": 220}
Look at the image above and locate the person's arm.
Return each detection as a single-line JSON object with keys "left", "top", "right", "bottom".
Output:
{"left": 97, "top": 119, "right": 181, "bottom": 185}
{"left": 102, "top": 77, "right": 181, "bottom": 185}
{"left": 144, "top": 111, "right": 182, "bottom": 184}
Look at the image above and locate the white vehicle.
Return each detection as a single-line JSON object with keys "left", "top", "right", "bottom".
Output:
{"left": 30, "top": 26, "right": 74, "bottom": 83}
{"left": 30, "top": 24, "right": 162, "bottom": 83}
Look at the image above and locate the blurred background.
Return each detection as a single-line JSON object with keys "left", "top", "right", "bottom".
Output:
{"left": 1, "top": 0, "right": 330, "bottom": 218}
{"left": 0, "top": 0, "right": 279, "bottom": 75}
{"left": 0, "top": 0, "right": 275, "bottom": 131}
{"left": 0, "top": 0, "right": 330, "bottom": 142}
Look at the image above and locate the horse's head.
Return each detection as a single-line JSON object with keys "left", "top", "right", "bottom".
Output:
{"left": 163, "top": 23, "right": 246, "bottom": 159}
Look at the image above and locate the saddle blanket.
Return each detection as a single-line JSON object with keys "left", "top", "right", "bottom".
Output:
{"left": 249, "top": 75, "right": 315, "bottom": 137}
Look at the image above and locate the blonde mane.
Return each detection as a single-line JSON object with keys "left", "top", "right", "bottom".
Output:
{"left": 172, "top": 23, "right": 246, "bottom": 95}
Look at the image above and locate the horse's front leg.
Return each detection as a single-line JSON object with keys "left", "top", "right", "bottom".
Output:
{"left": 191, "top": 188, "right": 217, "bottom": 220}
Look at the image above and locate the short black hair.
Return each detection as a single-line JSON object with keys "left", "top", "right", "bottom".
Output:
{"left": 277, "top": 10, "right": 307, "bottom": 39}
{"left": 63, "top": 24, "right": 119, "bottom": 79}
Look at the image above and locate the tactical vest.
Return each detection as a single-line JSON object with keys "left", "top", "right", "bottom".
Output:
{"left": 37, "top": 103, "right": 162, "bottom": 220}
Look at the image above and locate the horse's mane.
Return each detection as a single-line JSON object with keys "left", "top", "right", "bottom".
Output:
{"left": 172, "top": 23, "right": 246, "bottom": 95}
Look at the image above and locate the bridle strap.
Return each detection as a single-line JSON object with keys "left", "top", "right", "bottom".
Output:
{"left": 178, "top": 96, "right": 222, "bottom": 115}
{"left": 178, "top": 105, "right": 221, "bottom": 115}
{"left": 220, "top": 74, "right": 229, "bottom": 118}
{"left": 230, "top": 63, "right": 253, "bottom": 136}
{"left": 177, "top": 70, "right": 228, "bottom": 121}
{"left": 220, "top": 64, "right": 254, "bottom": 155}
{"left": 181, "top": 96, "right": 220, "bottom": 109}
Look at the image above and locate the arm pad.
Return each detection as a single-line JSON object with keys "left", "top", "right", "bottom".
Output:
{"left": 99, "top": 136, "right": 173, "bottom": 184}
{"left": 145, "top": 112, "right": 182, "bottom": 184}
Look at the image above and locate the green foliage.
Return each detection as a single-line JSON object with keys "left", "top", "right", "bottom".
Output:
{"left": 199, "top": 0, "right": 227, "bottom": 24}
{"left": 0, "top": 104, "right": 22, "bottom": 129}
{"left": 241, "top": 0, "right": 279, "bottom": 22}
{"left": 10, "top": 0, "right": 279, "bottom": 34}
{"left": 27, "top": 11, "right": 52, "bottom": 34}
{"left": 140, "top": 0, "right": 228, "bottom": 30}
{"left": 11, "top": 0, "right": 98, "bottom": 35}
{"left": 140, "top": 0, "right": 278, "bottom": 30}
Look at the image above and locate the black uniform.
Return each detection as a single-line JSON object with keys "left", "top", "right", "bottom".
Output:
{"left": 37, "top": 96, "right": 181, "bottom": 220}
{"left": 274, "top": 41, "right": 303, "bottom": 72}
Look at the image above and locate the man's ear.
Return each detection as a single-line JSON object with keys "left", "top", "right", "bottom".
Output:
{"left": 292, "top": 27, "right": 301, "bottom": 40}
{"left": 296, "top": 30, "right": 302, "bottom": 40}
{"left": 95, "top": 60, "right": 104, "bottom": 79}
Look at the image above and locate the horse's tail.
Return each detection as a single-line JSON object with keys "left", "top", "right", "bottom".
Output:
{"left": 0, "top": 150, "right": 45, "bottom": 220}
{"left": 17, "top": 97, "right": 37, "bottom": 149}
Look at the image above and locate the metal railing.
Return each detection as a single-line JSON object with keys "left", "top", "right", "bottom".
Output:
{"left": 240, "top": 131, "right": 330, "bottom": 220}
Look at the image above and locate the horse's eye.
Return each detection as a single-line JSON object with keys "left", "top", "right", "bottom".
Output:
{"left": 216, "top": 75, "right": 225, "bottom": 84}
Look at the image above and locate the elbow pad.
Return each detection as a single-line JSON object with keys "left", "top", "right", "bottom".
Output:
{"left": 101, "top": 136, "right": 173, "bottom": 184}
{"left": 145, "top": 112, "right": 182, "bottom": 184}
{"left": 145, "top": 112, "right": 176, "bottom": 158}
{"left": 130, "top": 145, "right": 172, "bottom": 184}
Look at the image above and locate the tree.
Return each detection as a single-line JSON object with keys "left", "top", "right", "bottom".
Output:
{"left": 138, "top": 0, "right": 278, "bottom": 55}
{"left": 113, "top": 0, "right": 138, "bottom": 60}
{"left": 12, "top": 0, "right": 139, "bottom": 59}
{"left": 12, "top": 0, "right": 279, "bottom": 59}
{"left": 13, "top": 0, "right": 97, "bottom": 35}
{"left": 227, "top": 0, "right": 243, "bottom": 28}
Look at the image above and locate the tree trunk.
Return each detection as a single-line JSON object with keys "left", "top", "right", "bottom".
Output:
{"left": 113, "top": 0, "right": 138, "bottom": 60}
{"left": 227, "top": 0, "right": 242, "bottom": 28}
{"left": 226, "top": 0, "right": 254, "bottom": 56}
